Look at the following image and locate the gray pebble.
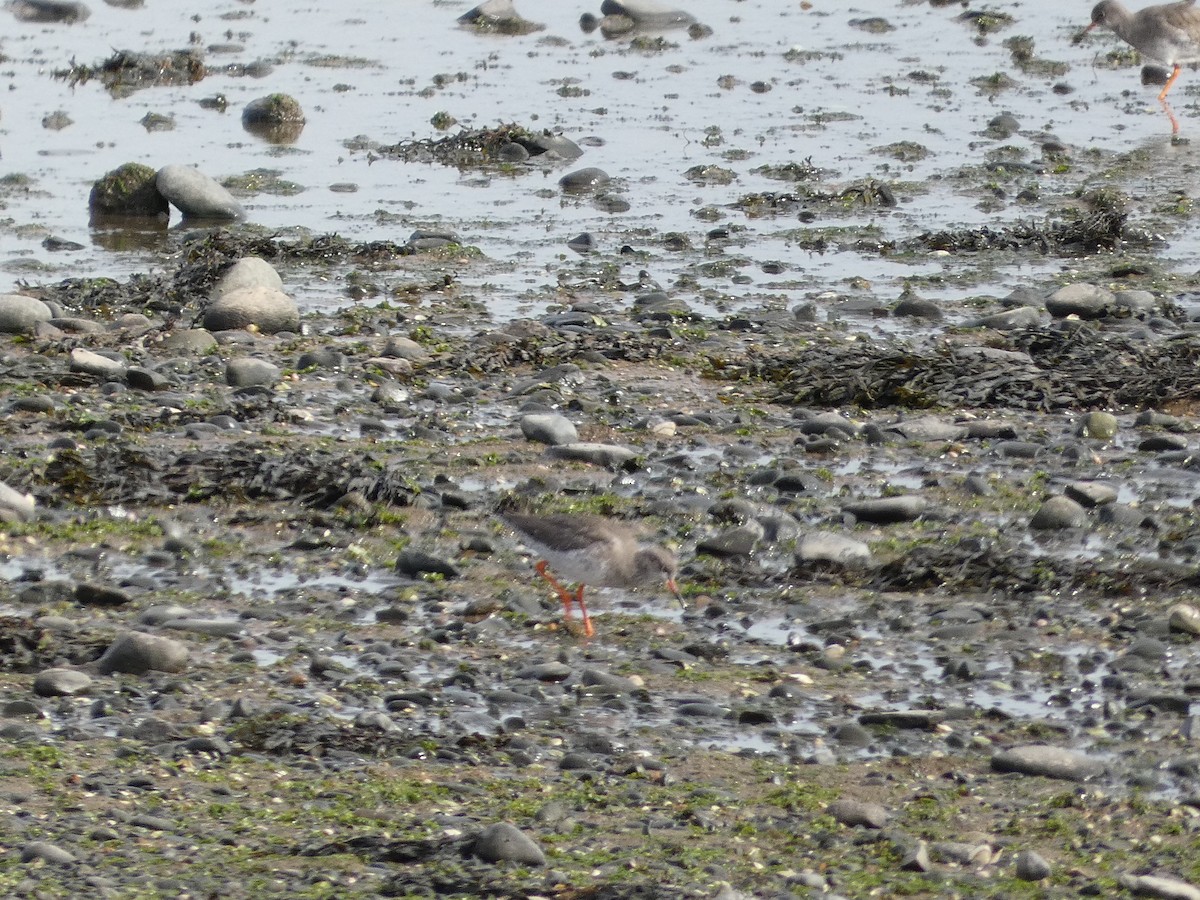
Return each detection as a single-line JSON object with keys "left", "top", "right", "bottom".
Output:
{"left": 21, "top": 841, "right": 76, "bottom": 865}
{"left": 843, "top": 495, "right": 927, "bottom": 524}
{"left": 69, "top": 348, "right": 127, "bottom": 380}
{"left": 796, "top": 532, "right": 872, "bottom": 567}
{"left": 827, "top": 798, "right": 889, "bottom": 828}
{"left": 0, "top": 294, "right": 53, "bottom": 333}
{"left": 156, "top": 164, "right": 245, "bottom": 220}
{"left": 206, "top": 287, "right": 299, "bottom": 335}
{"left": 545, "top": 442, "right": 636, "bottom": 468}
{"left": 33, "top": 668, "right": 93, "bottom": 697}
{"left": 1118, "top": 874, "right": 1200, "bottom": 899}
{"left": 991, "top": 744, "right": 1105, "bottom": 781}
{"left": 96, "top": 631, "right": 189, "bottom": 675}
{"left": 1014, "top": 848, "right": 1051, "bottom": 880}
{"left": 520, "top": 413, "right": 578, "bottom": 446}
{"left": 1030, "top": 495, "right": 1087, "bottom": 530}
{"left": 559, "top": 167, "right": 611, "bottom": 193}
{"left": 1046, "top": 283, "right": 1115, "bottom": 319}
{"left": 471, "top": 821, "right": 546, "bottom": 865}
{"left": 225, "top": 357, "right": 281, "bottom": 388}
{"left": 1077, "top": 411, "right": 1119, "bottom": 440}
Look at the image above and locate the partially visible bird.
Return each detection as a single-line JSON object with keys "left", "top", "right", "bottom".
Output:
{"left": 1077, "top": 0, "right": 1200, "bottom": 102}
{"left": 502, "top": 512, "right": 681, "bottom": 638}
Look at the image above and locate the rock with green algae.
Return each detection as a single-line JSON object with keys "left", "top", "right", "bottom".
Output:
{"left": 88, "top": 162, "right": 168, "bottom": 217}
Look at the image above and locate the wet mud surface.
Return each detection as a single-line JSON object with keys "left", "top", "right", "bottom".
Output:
{"left": 5, "top": 1, "right": 1200, "bottom": 898}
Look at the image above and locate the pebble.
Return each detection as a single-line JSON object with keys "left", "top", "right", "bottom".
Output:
{"left": 1077, "top": 411, "right": 1119, "bottom": 440}
{"left": 795, "top": 532, "right": 872, "bottom": 568}
{"left": 96, "top": 631, "right": 189, "bottom": 675}
{"left": 1168, "top": 603, "right": 1200, "bottom": 636}
{"left": 545, "top": 442, "right": 637, "bottom": 468}
{"left": 1045, "top": 283, "right": 1116, "bottom": 319}
{"left": 32, "top": 668, "right": 93, "bottom": 696}
{"left": 991, "top": 744, "right": 1105, "bottom": 781}
{"left": 156, "top": 164, "right": 245, "bottom": 220}
{"left": 843, "top": 495, "right": 927, "bottom": 524}
{"left": 827, "top": 798, "right": 889, "bottom": 828}
{"left": 1014, "top": 848, "right": 1051, "bottom": 880}
{"left": 1119, "top": 874, "right": 1200, "bottom": 900}
{"left": 0, "top": 294, "right": 53, "bottom": 333}
{"left": 225, "top": 357, "right": 281, "bottom": 388}
{"left": 395, "top": 549, "right": 460, "bottom": 579}
{"left": 21, "top": 841, "right": 76, "bottom": 865}
{"left": 0, "top": 480, "right": 36, "bottom": 522}
{"left": 559, "top": 167, "right": 611, "bottom": 193}
{"left": 471, "top": 822, "right": 546, "bottom": 865}
{"left": 520, "top": 413, "right": 578, "bottom": 445}
{"left": 205, "top": 286, "right": 300, "bottom": 334}
{"left": 69, "top": 348, "right": 127, "bottom": 380}
{"left": 1030, "top": 495, "right": 1087, "bottom": 530}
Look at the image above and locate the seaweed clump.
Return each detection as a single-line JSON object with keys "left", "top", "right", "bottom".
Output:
{"left": 54, "top": 49, "right": 206, "bottom": 94}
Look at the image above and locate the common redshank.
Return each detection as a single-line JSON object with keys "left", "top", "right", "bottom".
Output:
{"left": 502, "top": 513, "right": 681, "bottom": 637}
{"left": 1078, "top": 0, "right": 1200, "bottom": 106}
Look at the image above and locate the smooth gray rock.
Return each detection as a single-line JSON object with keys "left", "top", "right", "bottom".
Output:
{"left": 796, "top": 532, "right": 872, "bottom": 567}
{"left": 1168, "top": 603, "right": 1200, "bottom": 636}
{"left": 1014, "top": 849, "right": 1051, "bottom": 881}
{"left": 471, "top": 822, "right": 546, "bottom": 865}
{"left": 69, "top": 348, "right": 127, "bottom": 380}
{"left": 225, "top": 357, "right": 281, "bottom": 388}
{"left": 1077, "top": 411, "right": 1119, "bottom": 440}
{"left": 601, "top": 0, "right": 696, "bottom": 27}
{"left": 395, "top": 549, "right": 460, "bottom": 579}
{"left": 97, "top": 631, "right": 189, "bottom": 675}
{"left": 383, "top": 335, "right": 431, "bottom": 362}
{"left": 970, "top": 306, "right": 1044, "bottom": 330}
{"left": 1064, "top": 480, "right": 1118, "bottom": 507}
{"left": 520, "top": 413, "right": 578, "bottom": 446}
{"left": 545, "top": 442, "right": 637, "bottom": 468}
{"left": 1046, "top": 283, "right": 1116, "bottom": 319}
{"left": 10, "top": 1, "right": 90, "bottom": 23}
{"left": 1030, "top": 495, "right": 1087, "bottom": 530}
{"left": 991, "top": 744, "right": 1104, "bottom": 781}
{"left": 889, "top": 416, "right": 967, "bottom": 442}
{"left": 33, "top": 668, "right": 92, "bottom": 696}
{"left": 213, "top": 257, "right": 283, "bottom": 297}
{"left": 843, "top": 495, "right": 927, "bottom": 524}
{"left": 0, "top": 294, "right": 53, "bottom": 333}
{"left": 1118, "top": 874, "right": 1200, "bottom": 900}
{"left": 559, "top": 167, "right": 611, "bottom": 192}
{"left": 156, "top": 165, "right": 245, "bottom": 220}
{"left": 21, "top": 841, "right": 77, "bottom": 865}
{"left": 0, "top": 480, "right": 36, "bottom": 522}
{"left": 205, "top": 286, "right": 299, "bottom": 334}
{"left": 160, "top": 329, "right": 218, "bottom": 353}
{"left": 827, "top": 798, "right": 889, "bottom": 828}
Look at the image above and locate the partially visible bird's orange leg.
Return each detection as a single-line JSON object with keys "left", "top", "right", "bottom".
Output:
{"left": 1158, "top": 64, "right": 1183, "bottom": 102}
{"left": 575, "top": 585, "right": 595, "bottom": 638}
{"left": 534, "top": 560, "right": 593, "bottom": 636}
{"left": 1164, "top": 99, "right": 1182, "bottom": 134}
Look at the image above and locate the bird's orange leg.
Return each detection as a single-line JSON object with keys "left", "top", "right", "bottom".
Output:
{"left": 575, "top": 585, "right": 595, "bottom": 638}
{"left": 535, "top": 560, "right": 592, "bottom": 635}
{"left": 1158, "top": 64, "right": 1183, "bottom": 102}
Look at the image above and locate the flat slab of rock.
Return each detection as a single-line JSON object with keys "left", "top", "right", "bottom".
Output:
{"left": 156, "top": 165, "right": 245, "bottom": 221}
{"left": 991, "top": 745, "right": 1104, "bottom": 781}
{"left": 545, "top": 442, "right": 636, "bottom": 468}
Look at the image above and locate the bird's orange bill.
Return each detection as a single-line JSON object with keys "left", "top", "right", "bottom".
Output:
{"left": 666, "top": 577, "right": 683, "bottom": 605}
{"left": 1074, "top": 21, "right": 1098, "bottom": 43}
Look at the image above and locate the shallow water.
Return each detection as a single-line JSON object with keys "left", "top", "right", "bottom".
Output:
{"left": 5, "top": 0, "right": 1200, "bottom": 321}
